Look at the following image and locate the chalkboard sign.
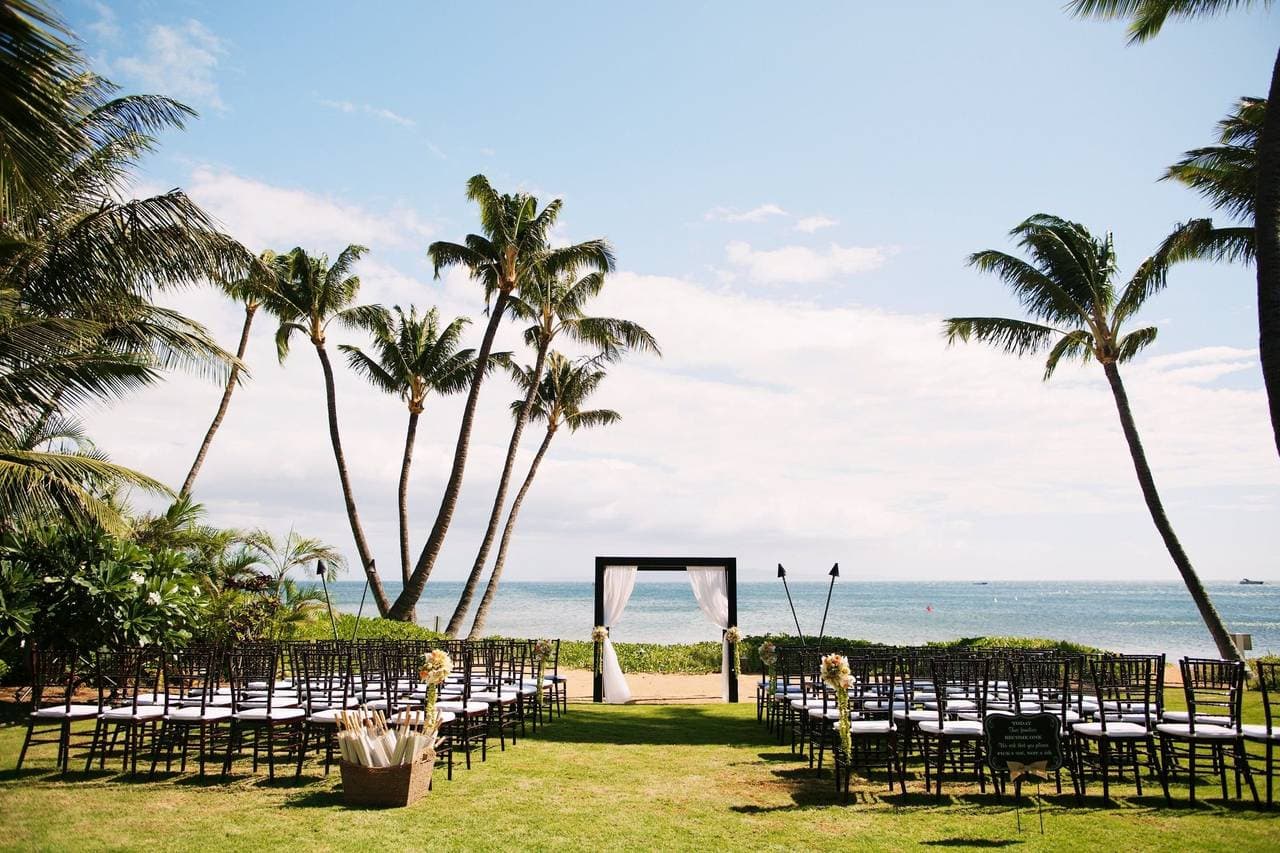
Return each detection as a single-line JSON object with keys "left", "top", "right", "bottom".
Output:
{"left": 984, "top": 713, "right": 1063, "bottom": 782}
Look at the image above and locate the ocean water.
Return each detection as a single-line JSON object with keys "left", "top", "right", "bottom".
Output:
{"left": 316, "top": 580, "right": 1280, "bottom": 659}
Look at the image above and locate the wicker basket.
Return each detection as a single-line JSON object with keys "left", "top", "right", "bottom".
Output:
{"left": 339, "top": 751, "right": 435, "bottom": 808}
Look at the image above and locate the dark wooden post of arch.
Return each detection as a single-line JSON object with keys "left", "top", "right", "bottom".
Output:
{"left": 593, "top": 556, "right": 738, "bottom": 704}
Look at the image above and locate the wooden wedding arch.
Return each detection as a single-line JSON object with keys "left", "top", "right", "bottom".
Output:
{"left": 592, "top": 556, "right": 739, "bottom": 703}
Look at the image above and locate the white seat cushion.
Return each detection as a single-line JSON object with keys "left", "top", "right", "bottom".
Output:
{"left": 809, "top": 708, "right": 842, "bottom": 721}
{"left": 234, "top": 707, "right": 305, "bottom": 721}
{"left": 1074, "top": 721, "right": 1149, "bottom": 739}
{"left": 436, "top": 700, "right": 489, "bottom": 714}
{"left": 1162, "top": 711, "right": 1231, "bottom": 726}
{"left": 307, "top": 708, "right": 345, "bottom": 723}
{"left": 791, "top": 697, "right": 827, "bottom": 710}
{"left": 32, "top": 704, "right": 99, "bottom": 719}
{"left": 918, "top": 719, "right": 983, "bottom": 736}
{"left": 1242, "top": 724, "right": 1280, "bottom": 742}
{"left": 390, "top": 710, "right": 456, "bottom": 726}
{"left": 893, "top": 709, "right": 937, "bottom": 723}
{"left": 470, "top": 691, "right": 515, "bottom": 704}
{"left": 833, "top": 719, "right": 894, "bottom": 734}
{"left": 165, "top": 706, "right": 232, "bottom": 721}
{"left": 102, "top": 705, "right": 164, "bottom": 720}
{"left": 1156, "top": 722, "right": 1237, "bottom": 740}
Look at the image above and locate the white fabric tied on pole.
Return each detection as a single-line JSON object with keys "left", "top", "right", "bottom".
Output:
{"left": 687, "top": 566, "right": 730, "bottom": 701}
{"left": 601, "top": 566, "right": 637, "bottom": 704}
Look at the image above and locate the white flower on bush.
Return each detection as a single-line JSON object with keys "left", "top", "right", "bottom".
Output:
{"left": 147, "top": 591, "right": 162, "bottom": 606}
{"left": 129, "top": 572, "right": 146, "bottom": 585}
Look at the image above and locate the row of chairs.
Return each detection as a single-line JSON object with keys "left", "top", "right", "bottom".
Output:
{"left": 14, "top": 638, "right": 568, "bottom": 781}
{"left": 757, "top": 645, "right": 1280, "bottom": 806}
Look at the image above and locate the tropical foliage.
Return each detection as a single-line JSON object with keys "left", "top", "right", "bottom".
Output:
{"left": 468, "top": 352, "right": 621, "bottom": 637}
{"left": 391, "top": 176, "right": 615, "bottom": 623}
{"left": 946, "top": 214, "right": 1239, "bottom": 658}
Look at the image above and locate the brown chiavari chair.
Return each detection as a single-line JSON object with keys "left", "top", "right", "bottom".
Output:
{"left": 1072, "top": 654, "right": 1165, "bottom": 803}
{"left": 15, "top": 646, "right": 97, "bottom": 774}
{"left": 1156, "top": 658, "right": 1257, "bottom": 804}
{"left": 223, "top": 646, "right": 305, "bottom": 779}
{"left": 920, "top": 656, "right": 991, "bottom": 799}
{"left": 154, "top": 646, "right": 230, "bottom": 776}
{"left": 1244, "top": 662, "right": 1280, "bottom": 805}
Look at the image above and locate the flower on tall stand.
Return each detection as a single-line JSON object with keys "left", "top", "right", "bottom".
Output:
{"left": 418, "top": 648, "right": 453, "bottom": 725}
{"left": 759, "top": 640, "right": 779, "bottom": 695}
{"left": 821, "top": 653, "right": 852, "bottom": 758}
{"left": 591, "top": 625, "right": 608, "bottom": 644}
{"left": 724, "top": 626, "right": 743, "bottom": 676}
{"left": 531, "top": 639, "right": 554, "bottom": 707}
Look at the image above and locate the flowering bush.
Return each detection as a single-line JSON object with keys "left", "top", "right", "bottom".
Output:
{"left": 1, "top": 526, "right": 206, "bottom": 651}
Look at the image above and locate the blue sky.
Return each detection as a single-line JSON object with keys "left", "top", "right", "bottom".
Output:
{"left": 63, "top": 1, "right": 1280, "bottom": 586}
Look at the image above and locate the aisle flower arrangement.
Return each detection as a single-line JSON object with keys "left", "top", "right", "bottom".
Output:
{"left": 418, "top": 648, "right": 453, "bottom": 723}
{"left": 820, "top": 653, "right": 852, "bottom": 758}
{"left": 532, "top": 638, "right": 554, "bottom": 706}
{"left": 759, "top": 640, "right": 778, "bottom": 694}
{"left": 592, "top": 625, "right": 608, "bottom": 643}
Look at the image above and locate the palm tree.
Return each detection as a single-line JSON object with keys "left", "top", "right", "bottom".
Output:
{"left": 180, "top": 250, "right": 277, "bottom": 497}
{"left": 444, "top": 269, "right": 657, "bottom": 635}
{"left": 245, "top": 527, "right": 345, "bottom": 584}
{"left": 388, "top": 175, "right": 614, "bottom": 622}
{"left": 945, "top": 213, "right": 1239, "bottom": 659}
{"left": 468, "top": 352, "right": 620, "bottom": 637}
{"left": 1162, "top": 97, "right": 1263, "bottom": 264}
{"left": 338, "top": 305, "right": 488, "bottom": 588}
{"left": 266, "top": 246, "right": 389, "bottom": 614}
{"left": 1, "top": 65, "right": 249, "bottom": 529}
{"left": 1068, "top": 0, "right": 1280, "bottom": 457}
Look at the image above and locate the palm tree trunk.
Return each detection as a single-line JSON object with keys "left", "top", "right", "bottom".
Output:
{"left": 445, "top": 343, "right": 549, "bottom": 636}
{"left": 389, "top": 290, "right": 511, "bottom": 621}
{"left": 469, "top": 428, "right": 555, "bottom": 638}
{"left": 314, "top": 342, "right": 390, "bottom": 616}
{"left": 180, "top": 304, "right": 256, "bottom": 497}
{"left": 1256, "top": 46, "right": 1280, "bottom": 459}
{"left": 398, "top": 410, "right": 419, "bottom": 623}
{"left": 1102, "top": 361, "right": 1238, "bottom": 660}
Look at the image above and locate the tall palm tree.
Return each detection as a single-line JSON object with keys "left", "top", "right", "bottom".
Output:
{"left": 1068, "top": 0, "right": 1280, "bottom": 458}
{"left": 388, "top": 175, "right": 614, "bottom": 622}
{"left": 468, "top": 353, "right": 620, "bottom": 638}
{"left": 339, "top": 305, "right": 489, "bottom": 587}
{"left": 181, "top": 250, "right": 277, "bottom": 497}
{"left": 946, "top": 214, "right": 1239, "bottom": 659}
{"left": 266, "top": 245, "right": 389, "bottom": 615}
{"left": 444, "top": 269, "right": 657, "bottom": 635}
{"left": 1162, "top": 97, "right": 1262, "bottom": 264}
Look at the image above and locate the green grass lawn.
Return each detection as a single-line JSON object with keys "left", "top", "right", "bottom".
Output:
{"left": 0, "top": 698, "right": 1276, "bottom": 852}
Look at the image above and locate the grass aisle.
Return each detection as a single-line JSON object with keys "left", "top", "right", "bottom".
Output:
{"left": 0, "top": 703, "right": 1277, "bottom": 851}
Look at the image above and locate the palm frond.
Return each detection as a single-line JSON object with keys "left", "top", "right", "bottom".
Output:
{"left": 943, "top": 316, "right": 1064, "bottom": 358}
{"left": 1116, "top": 325, "right": 1159, "bottom": 362}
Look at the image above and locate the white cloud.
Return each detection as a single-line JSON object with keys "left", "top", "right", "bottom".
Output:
{"left": 114, "top": 20, "right": 226, "bottom": 111}
{"left": 319, "top": 98, "right": 416, "bottom": 128}
{"left": 724, "top": 240, "right": 891, "bottom": 283}
{"left": 77, "top": 231, "right": 1279, "bottom": 586}
{"left": 86, "top": 1, "right": 121, "bottom": 42}
{"left": 704, "top": 203, "right": 788, "bottom": 223}
{"left": 185, "top": 166, "right": 435, "bottom": 250}
{"left": 795, "top": 215, "right": 839, "bottom": 233}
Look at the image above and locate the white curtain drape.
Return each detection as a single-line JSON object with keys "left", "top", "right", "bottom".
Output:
{"left": 601, "top": 566, "right": 637, "bottom": 704}
{"left": 687, "top": 566, "right": 731, "bottom": 701}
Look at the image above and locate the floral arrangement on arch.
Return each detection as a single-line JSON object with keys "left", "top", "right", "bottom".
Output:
{"left": 759, "top": 640, "right": 779, "bottom": 694}
{"left": 821, "top": 652, "right": 852, "bottom": 757}
{"left": 592, "top": 625, "right": 608, "bottom": 643}
{"left": 418, "top": 648, "right": 453, "bottom": 723}
{"left": 724, "top": 626, "right": 743, "bottom": 674}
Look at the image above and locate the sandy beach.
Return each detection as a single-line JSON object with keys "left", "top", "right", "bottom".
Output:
{"left": 559, "top": 663, "right": 1186, "bottom": 703}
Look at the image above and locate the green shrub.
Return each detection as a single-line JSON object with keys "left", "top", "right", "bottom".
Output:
{"left": 293, "top": 614, "right": 443, "bottom": 643}
{"left": 2, "top": 526, "right": 206, "bottom": 650}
